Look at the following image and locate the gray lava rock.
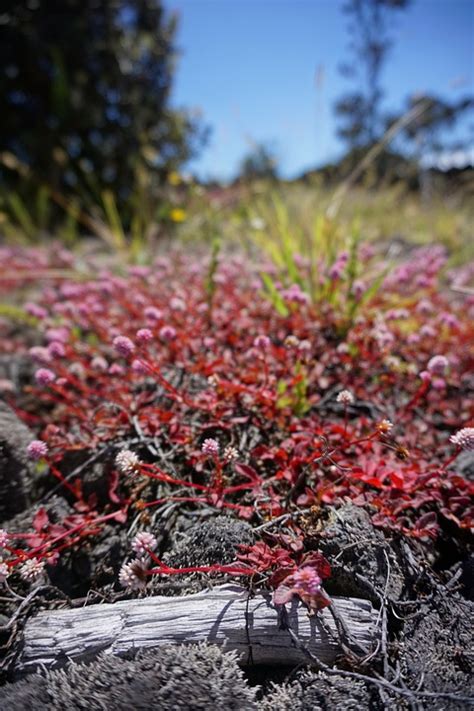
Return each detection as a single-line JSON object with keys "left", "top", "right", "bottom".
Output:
{"left": 449, "top": 451, "right": 474, "bottom": 481}
{"left": 1, "top": 644, "right": 257, "bottom": 710}
{"left": 318, "top": 504, "right": 405, "bottom": 603}
{"left": 400, "top": 593, "right": 474, "bottom": 710}
{"left": 261, "top": 670, "right": 373, "bottom": 710}
{"left": 0, "top": 402, "right": 34, "bottom": 522}
{"left": 165, "top": 515, "right": 254, "bottom": 568}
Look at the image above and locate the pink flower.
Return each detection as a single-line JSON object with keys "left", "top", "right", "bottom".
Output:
{"left": 159, "top": 325, "right": 177, "bottom": 342}
{"left": 0, "top": 529, "right": 8, "bottom": 548}
{"left": 253, "top": 335, "right": 271, "bottom": 350}
{"left": 109, "top": 363, "right": 125, "bottom": 376}
{"left": 202, "top": 438, "right": 219, "bottom": 456}
{"left": 427, "top": 355, "right": 449, "bottom": 375}
{"left": 352, "top": 280, "right": 366, "bottom": 299}
{"left": 328, "top": 262, "right": 344, "bottom": 280}
{"left": 450, "top": 427, "right": 474, "bottom": 451}
{"left": 24, "top": 302, "right": 48, "bottom": 319}
{"left": 48, "top": 341, "right": 65, "bottom": 359}
{"left": 131, "top": 359, "right": 148, "bottom": 374}
{"left": 29, "top": 346, "right": 52, "bottom": 364}
{"left": 35, "top": 368, "right": 56, "bottom": 386}
{"left": 27, "top": 440, "right": 48, "bottom": 460}
{"left": 91, "top": 356, "right": 108, "bottom": 371}
{"left": 113, "top": 335, "right": 136, "bottom": 358}
{"left": 136, "top": 328, "right": 153, "bottom": 343}
{"left": 419, "top": 370, "right": 431, "bottom": 383}
{"left": 144, "top": 306, "right": 162, "bottom": 321}
{"left": 291, "top": 567, "right": 322, "bottom": 595}
{"left": 119, "top": 558, "right": 148, "bottom": 590}
{"left": 132, "top": 532, "right": 158, "bottom": 556}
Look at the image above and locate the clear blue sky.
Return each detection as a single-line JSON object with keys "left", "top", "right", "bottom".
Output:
{"left": 164, "top": 0, "right": 474, "bottom": 180}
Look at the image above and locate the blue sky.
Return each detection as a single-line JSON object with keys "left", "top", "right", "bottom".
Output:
{"left": 165, "top": 0, "right": 474, "bottom": 180}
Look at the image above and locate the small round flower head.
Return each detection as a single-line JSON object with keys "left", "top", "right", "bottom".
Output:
{"left": 253, "top": 335, "right": 271, "bottom": 350}
{"left": 159, "top": 325, "right": 177, "bottom": 342}
{"left": 113, "top": 335, "right": 135, "bottom": 358}
{"left": 290, "top": 567, "right": 322, "bottom": 595}
{"left": 223, "top": 445, "right": 239, "bottom": 462}
{"left": 20, "top": 557, "right": 45, "bottom": 582}
{"left": 48, "top": 341, "right": 65, "bottom": 359}
{"left": 0, "top": 560, "right": 9, "bottom": 584}
{"left": 25, "top": 302, "right": 48, "bottom": 319}
{"left": 419, "top": 370, "right": 431, "bottom": 383}
{"left": 131, "top": 531, "right": 158, "bottom": 556}
{"left": 352, "top": 280, "right": 366, "bottom": 299}
{"left": 119, "top": 558, "right": 148, "bottom": 590}
{"left": 450, "top": 427, "right": 474, "bottom": 451}
{"left": 201, "top": 438, "right": 219, "bottom": 456}
{"left": 91, "top": 356, "right": 108, "bottom": 371}
{"left": 35, "top": 368, "right": 56, "bottom": 386}
{"left": 27, "top": 440, "right": 48, "bottom": 461}
{"left": 377, "top": 419, "right": 394, "bottom": 434}
{"left": 144, "top": 306, "right": 162, "bottom": 322}
{"left": 427, "top": 355, "right": 449, "bottom": 375}
{"left": 284, "top": 335, "right": 300, "bottom": 348}
{"left": 337, "top": 389, "right": 354, "bottom": 406}
{"left": 328, "top": 262, "right": 344, "bottom": 280}
{"left": 131, "top": 359, "right": 148, "bottom": 374}
{"left": 109, "top": 363, "right": 125, "bottom": 376}
{"left": 115, "top": 449, "right": 141, "bottom": 475}
{"left": 29, "top": 346, "right": 52, "bottom": 364}
{"left": 0, "top": 529, "right": 8, "bottom": 549}
{"left": 136, "top": 328, "right": 153, "bottom": 344}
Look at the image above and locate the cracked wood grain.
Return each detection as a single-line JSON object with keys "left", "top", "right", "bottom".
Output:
{"left": 15, "top": 586, "right": 379, "bottom": 675}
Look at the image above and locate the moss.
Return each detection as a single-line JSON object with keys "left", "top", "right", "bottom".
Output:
{"left": 2, "top": 644, "right": 257, "bottom": 711}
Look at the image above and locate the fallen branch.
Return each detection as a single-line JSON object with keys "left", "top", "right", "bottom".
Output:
{"left": 14, "top": 585, "right": 378, "bottom": 675}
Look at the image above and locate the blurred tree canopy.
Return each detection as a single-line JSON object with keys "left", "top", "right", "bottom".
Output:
{"left": 335, "top": 0, "right": 410, "bottom": 151}
{"left": 0, "top": 0, "right": 206, "bottom": 213}
{"left": 238, "top": 142, "right": 279, "bottom": 182}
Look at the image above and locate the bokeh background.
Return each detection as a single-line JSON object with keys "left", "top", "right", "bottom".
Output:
{"left": 1, "top": 0, "right": 473, "bottom": 257}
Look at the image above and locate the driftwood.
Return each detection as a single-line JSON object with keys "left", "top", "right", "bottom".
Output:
{"left": 15, "top": 585, "right": 379, "bottom": 675}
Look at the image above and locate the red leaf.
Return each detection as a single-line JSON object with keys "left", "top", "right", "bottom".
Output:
{"left": 32, "top": 507, "right": 49, "bottom": 533}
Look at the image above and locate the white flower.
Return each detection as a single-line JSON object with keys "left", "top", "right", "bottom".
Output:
{"left": 20, "top": 558, "right": 45, "bottom": 582}
{"left": 377, "top": 419, "right": 394, "bottom": 433}
{"left": 336, "top": 389, "right": 354, "bottom": 406}
{"left": 119, "top": 559, "right": 148, "bottom": 590}
{"left": 0, "top": 560, "right": 9, "bottom": 584}
{"left": 223, "top": 445, "right": 239, "bottom": 462}
{"left": 115, "top": 449, "right": 140, "bottom": 475}
{"left": 450, "top": 428, "right": 474, "bottom": 451}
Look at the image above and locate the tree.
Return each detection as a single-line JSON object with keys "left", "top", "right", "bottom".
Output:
{"left": 0, "top": 1, "right": 206, "bottom": 217}
{"left": 335, "top": 0, "right": 410, "bottom": 151}
{"left": 238, "top": 142, "right": 279, "bottom": 182}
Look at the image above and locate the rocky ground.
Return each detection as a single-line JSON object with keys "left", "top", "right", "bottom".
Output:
{"left": 0, "top": 401, "right": 473, "bottom": 710}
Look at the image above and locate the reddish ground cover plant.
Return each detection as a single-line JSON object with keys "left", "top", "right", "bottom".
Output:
{"left": 0, "top": 243, "right": 472, "bottom": 600}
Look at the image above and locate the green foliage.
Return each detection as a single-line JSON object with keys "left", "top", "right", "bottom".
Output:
{"left": 0, "top": 0, "right": 207, "bottom": 224}
{"left": 260, "top": 272, "right": 289, "bottom": 317}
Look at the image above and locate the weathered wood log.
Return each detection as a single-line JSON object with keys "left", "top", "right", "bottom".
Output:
{"left": 15, "top": 585, "right": 379, "bottom": 675}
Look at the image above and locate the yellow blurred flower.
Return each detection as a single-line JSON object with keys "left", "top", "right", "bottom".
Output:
{"left": 169, "top": 207, "right": 186, "bottom": 223}
{"left": 168, "top": 171, "right": 181, "bottom": 186}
